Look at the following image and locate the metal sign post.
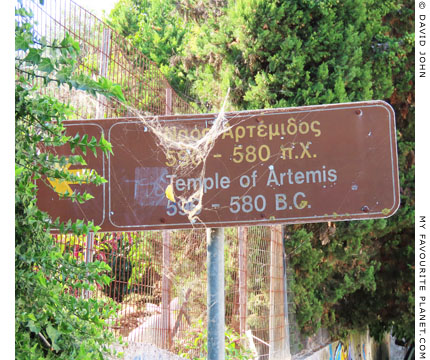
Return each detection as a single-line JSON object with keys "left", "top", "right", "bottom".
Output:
{"left": 207, "top": 227, "right": 225, "bottom": 360}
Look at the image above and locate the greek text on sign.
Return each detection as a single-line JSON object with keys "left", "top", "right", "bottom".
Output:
{"left": 37, "top": 101, "right": 400, "bottom": 231}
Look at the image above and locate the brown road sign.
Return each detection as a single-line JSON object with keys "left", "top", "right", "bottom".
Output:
{"left": 37, "top": 101, "right": 400, "bottom": 231}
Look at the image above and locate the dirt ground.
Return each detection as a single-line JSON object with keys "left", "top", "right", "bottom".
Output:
{"left": 108, "top": 342, "right": 185, "bottom": 360}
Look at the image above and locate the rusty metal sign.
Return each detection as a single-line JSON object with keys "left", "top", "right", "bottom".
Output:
{"left": 37, "top": 101, "right": 400, "bottom": 231}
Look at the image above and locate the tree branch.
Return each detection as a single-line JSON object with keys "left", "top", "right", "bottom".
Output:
{"left": 38, "top": 332, "right": 52, "bottom": 350}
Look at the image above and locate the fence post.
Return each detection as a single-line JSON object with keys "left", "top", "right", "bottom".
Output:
{"left": 207, "top": 227, "right": 225, "bottom": 360}
{"left": 165, "top": 87, "right": 173, "bottom": 115}
{"left": 238, "top": 227, "right": 248, "bottom": 338}
{"left": 96, "top": 27, "right": 111, "bottom": 118}
{"left": 161, "top": 230, "right": 172, "bottom": 349}
{"left": 83, "top": 232, "right": 94, "bottom": 299}
{"left": 283, "top": 240, "right": 292, "bottom": 359}
{"left": 269, "top": 225, "right": 289, "bottom": 359}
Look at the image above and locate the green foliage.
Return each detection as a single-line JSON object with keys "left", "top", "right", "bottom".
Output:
{"left": 175, "top": 320, "right": 253, "bottom": 360}
{"left": 107, "top": 0, "right": 191, "bottom": 95}
{"left": 170, "top": 0, "right": 408, "bottom": 110}
{"left": 15, "top": 4, "right": 126, "bottom": 358}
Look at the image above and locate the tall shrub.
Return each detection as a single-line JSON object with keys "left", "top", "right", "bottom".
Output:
{"left": 15, "top": 3, "right": 125, "bottom": 358}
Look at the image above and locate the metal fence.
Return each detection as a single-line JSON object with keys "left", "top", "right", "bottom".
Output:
{"left": 55, "top": 226, "right": 290, "bottom": 359}
{"left": 20, "top": 0, "right": 195, "bottom": 118}
{"left": 20, "top": 0, "right": 292, "bottom": 357}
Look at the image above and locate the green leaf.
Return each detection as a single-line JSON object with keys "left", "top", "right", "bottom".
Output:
{"left": 15, "top": 165, "right": 25, "bottom": 177}
{"left": 60, "top": 33, "right": 71, "bottom": 48}
{"left": 71, "top": 38, "right": 80, "bottom": 53}
{"left": 56, "top": 67, "right": 72, "bottom": 83}
{"left": 15, "top": 34, "right": 31, "bottom": 51}
{"left": 24, "top": 48, "right": 41, "bottom": 65}
{"left": 38, "top": 58, "right": 55, "bottom": 74}
{"left": 98, "top": 133, "right": 113, "bottom": 155}
{"left": 84, "top": 193, "right": 95, "bottom": 201}
{"left": 111, "top": 85, "right": 126, "bottom": 102}
{"left": 101, "top": 274, "right": 111, "bottom": 285}
{"left": 46, "top": 325, "right": 61, "bottom": 351}
{"left": 27, "top": 320, "right": 40, "bottom": 334}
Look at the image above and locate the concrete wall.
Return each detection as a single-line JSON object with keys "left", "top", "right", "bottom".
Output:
{"left": 293, "top": 331, "right": 390, "bottom": 360}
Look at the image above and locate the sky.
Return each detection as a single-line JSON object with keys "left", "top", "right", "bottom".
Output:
{"left": 73, "top": 0, "right": 119, "bottom": 17}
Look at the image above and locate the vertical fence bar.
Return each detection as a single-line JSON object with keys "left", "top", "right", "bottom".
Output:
{"left": 165, "top": 87, "right": 173, "bottom": 115}
{"left": 238, "top": 226, "right": 248, "bottom": 338}
{"left": 283, "top": 239, "right": 292, "bottom": 359}
{"left": 207, "top": 227, "right": 225, "bottom": 360}
{"left": 161, "top": 230, "right": 172, "bottom": 349}
{"left": 96, "top": 27, "right": 111, "bottom": 118}
{"left": 269, "top": 225, "right": 287, "bottom": 359}
{"left": 83, "top": 232, "right": 94, "bottom": 299}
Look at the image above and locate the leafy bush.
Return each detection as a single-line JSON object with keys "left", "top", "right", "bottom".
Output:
{"left": 15, "top": 3, "right": 126, "bottom": 358}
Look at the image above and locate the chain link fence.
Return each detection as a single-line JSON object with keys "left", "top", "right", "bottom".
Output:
{"left": 55, "top": 226, "right": 290, "bottom": 358}
{"left": 20, "top": 0, "right": 195, "bottom": 118}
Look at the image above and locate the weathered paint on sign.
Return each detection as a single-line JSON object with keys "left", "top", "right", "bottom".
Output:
{"left": 37, "top": 101, "right": 400, "bottom": 231}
